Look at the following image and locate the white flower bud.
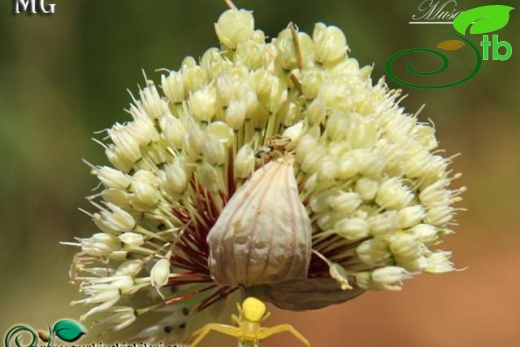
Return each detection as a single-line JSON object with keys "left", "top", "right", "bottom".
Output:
{"left": 279, "top": 100, "right": 301, "bottom": 127}
{"left": 183, "top": 123, "right": 205, "bottom": 159}
{"left": 139, "top": 84, "right": 169, "bottom": 119}
{"left": 301, "top": 147, "right": 326, "bottom": 174}
{"left": 412, "top": 124, "right": 438, "bottom": 150}
{"left": 405, "top": 149, "right": 431, "bottom": 178}
{"left": 118, "top": 232, "right": 145, "bottom": 248}
{"left": 201, "top": 47, "right": 232, "bottom": 79}
{"left": 334, "top": 217, "right": 369, "bottom": 240}
{"left": 368, "top": 211, "right": 397, "bottom": 235}
{"left": 282, "top": 121, "right": 304, "bottom": 146}
{"left": 78, "top": 233, "right": 121, "bottom": 255}
{"left": 396, "top": 205, "right": 425, "bottom": 229}
{"left": 234, "top": 144, "right": 255, "bottom": 179}
{"left": 313, "top": 23, "right": 348, "bottom": 64}
{"left": 160, "top": 114, "right": 185, "bottom": 150}
{"left": 274, "top": 28, "right": 299, "bottom": 70}
{"left": 425, "top": 251, "right": 453, "bottom": 273}
{"left": 94, "top": 203, "right": 136, "bottom": 234}
{"left": 106, "top": 146, "right": 134, "bottom": 173}
{"left": 225, "top": 99, "right": 247, "bottom": 129}
{"left": 305, "top": 97, "right": 327, "bottom": 126}
{"left": 260, "top": 77, "right": 288, "bottom": 114}
{"left": 300, "top": 69, "right": 326, "bottom": 100}
{"left": 108, "top": 126, "right": 141, "bottom": 163}
{"left": 348, "top": 116, "right": 377, "bottom": 149}
{"left": 376, "top": 178, "right": 414, "bottom": 210}
{"left": 419, "top": 179, "right": 450, "bottom": 208}
{"left": 295, "top": 133, "right": 319, "bottom": 163}
{"left": 235, "top": 39, "right": 269, "bottom": 69}
{"left": 115, "top": 260, "right": 144, "bottom": 277}
{"left": 203, "top": 134, "right": 226, "bottom": 165}
{"left": 371, "top": 266, "right": 413, "bottom": 290}
{"left": 131, "top": 170, "right": 161, "bottom": 210}
{"left": 355, "top": 177, "right": 379, "bottom": 201}
{"left": 150, "top": 258, "right": 170, "bottom": 289}
{"left": 103, "top": 189, "right": 131, "bottom": 208}
{"left": 159, "top": 160, "right": 188, "bottom": 196}
{"left": 215, "top": 9, "right": 254, "bottom": 49}
{"left": 162, "top": 70, "right": 185, "bottom": 103}
{"left": 336, "top": 153, "right": 359, "bottom": 180}
{"left": 390, "top": 234, "right": 423, "bottom": 263}
{"left": 325, "top": 111, "right": 349, "bottom": 141}
{"left": 410, "top": 224, "right": 439, "bottom": 243}
{"left": 317, "top": 157, "right": 338, "bottom": 182}
{"left": 424, "top": 206, "right": 453, "bottom": 226}
{"left": 126, "top": 109, "right": 159, "bottom": 146}
{"left": 216, "top": 74, "right": 234, "bottom": 107}
{"left": 95, "top": 166, "right": 131, "bottom": 190}
{"left": 182, "top": 60, "right": 208, "bottom": 93}
{"left": 357, "top": 150, "right": 386, "bottom": 178}
{"left": 189, "top": 87, "right": 217, "bottom": 122}
{"left": 421, "top": 155, "right": 449, "bottom": 185}
{"left": 72, "top": 284, "right": 119, "bottom": 306}
{"left": 207, "top": 121, "right": 235, "bottom": 148}
{"left": 356, "top": 238, "right": 392, "bottom": 266}
{"left": 330, "top": 192, "right": 362, "bottom": 215}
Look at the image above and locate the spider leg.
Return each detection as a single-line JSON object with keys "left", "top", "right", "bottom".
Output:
{"left": 190, "top": 324, "right": 240, "bottom": 347}
{"left": 260, "top": 311, "right": 271, "bottom": 323}
{"left": 231, "top": 314, "right": 240, "bottom": 325}
{"left": 259, "top": 324, "right": 311, "bottom": 347}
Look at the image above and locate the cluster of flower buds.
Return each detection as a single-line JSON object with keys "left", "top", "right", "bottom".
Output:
{"left": 66, "top": 3, "right": 464, "bottom": 343}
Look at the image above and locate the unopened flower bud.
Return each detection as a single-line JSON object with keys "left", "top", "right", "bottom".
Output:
{"left": 94, "top": 203, "right": 136, "bottom": 234}
{"left": 151, "top": 259, "right": 171, "bottom": 289}
{"left": 313, "top": 23, "right": 348, "bottom": 64}
{"left": 396, "top": 205, "right": 425, "bottom": 229}
{"left": 335, "top": 217, "right": 369, "bottom": 240}
{"left": 119, "top": 232, "right": 145, "bottom": 248}
{"left": 95, "top": 166, "right": 131, "bottom": 190}
{"left": 376, "top": 178, "right": 414, "bottom": 210}
{"left": 162, "top": 70, "right": 185, "bottom": 103}
{"left": 215, "top": 9, "right": 254, "bottom": 49}
{"left": 189, "top": 87, "right": 217, "bottom": 122}
{"left": 371, "top": 266, "right": 413, "bottom": 290}
{"left": 234, "top": 144, "right": 255, "bottom": 179}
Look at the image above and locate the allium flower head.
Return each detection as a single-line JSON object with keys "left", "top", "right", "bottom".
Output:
{"left": 67, "top": 3, "right": 464, "bottom": 343}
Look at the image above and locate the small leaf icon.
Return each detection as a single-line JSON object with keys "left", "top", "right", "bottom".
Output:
{"left": 437, "top": 39, "right": 465, "bottom": 51}
{"left": 37, "top": 330, "right": 50, "bottom": 342}
{"left": 52, "top": 319, "right": 87, "bottom": 342}
{"left": 453, "top": 5, "right": 514, "bottom": 35}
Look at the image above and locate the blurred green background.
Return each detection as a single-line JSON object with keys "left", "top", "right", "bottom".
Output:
{"left": 1, "top": 0, "right": 519, "bottom": 346}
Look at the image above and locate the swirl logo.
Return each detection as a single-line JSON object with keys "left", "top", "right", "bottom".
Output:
{"left": 4, "top": 319, "right": 86, "bottom": 347}
{"left": 386, "top": 5, "right": 514, "bottom": 89}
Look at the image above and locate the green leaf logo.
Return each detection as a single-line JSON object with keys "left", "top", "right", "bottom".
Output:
{"left": 453, "top": 5, "right": 514, "bottom": 35}
{"left": 51, "top": 319, "right": 86, "bottom": 342}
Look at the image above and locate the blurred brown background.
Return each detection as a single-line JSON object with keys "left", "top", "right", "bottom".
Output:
{"left": 1, "top": 0, "right": 519, "bottom": 346}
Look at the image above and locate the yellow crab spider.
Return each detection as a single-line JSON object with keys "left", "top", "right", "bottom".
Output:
{"left": 190, "top": 297, "right": 311, "bottom": 347}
